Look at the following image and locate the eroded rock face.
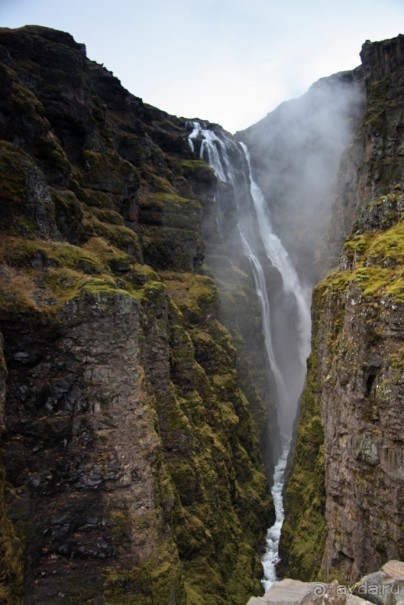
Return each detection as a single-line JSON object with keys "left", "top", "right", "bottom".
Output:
{"left": 279, "top": 35, "right": 404, "bottom": 583}
{"left": 314, "top": 279, "right": 402, "bottom": 581}
{"left": 2, "top": 292, "right": 175, "bottom": 603}
{"left": 0, "top": 26, "right": 272, "bottom": 605}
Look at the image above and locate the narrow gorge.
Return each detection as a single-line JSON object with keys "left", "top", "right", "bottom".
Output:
{"left": 0, "top": 26, "right": 402, "bottom": 605}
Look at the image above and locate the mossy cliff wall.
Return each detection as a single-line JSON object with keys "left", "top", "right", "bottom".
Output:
{"left": 0, "top": 26, "right": 273, "bottom": 604}
{"left": 278, "top": 35, "right": 404, "bottom": 583}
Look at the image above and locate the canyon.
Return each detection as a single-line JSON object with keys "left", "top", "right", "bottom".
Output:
{"left": 0, "top": 25, "right": 402, "bottom": 605}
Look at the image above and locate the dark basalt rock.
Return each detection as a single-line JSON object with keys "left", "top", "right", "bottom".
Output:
{"left": 275, "top": 35, "right": 404, "bottom": 583}
{"left": 0, "top": 25, "right": 272, "bottom": 605}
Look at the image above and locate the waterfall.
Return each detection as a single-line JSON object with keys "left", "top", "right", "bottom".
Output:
{"left": 189, "top": 122, "right": 287, "bottom": 409}
{"left": 238, "top": 230, "right": 286, "bottom": 408}
{"left": 187, "top": 122, "right": 311, "bottom": 590}
{"left": 261, "top": 440, "right": 290, "bottom": 590}
{"left": 241, "top": 143, "right": 312, "bottom": 440}
{"left": 240, "top": 144, "right": 312, "bottom": 369}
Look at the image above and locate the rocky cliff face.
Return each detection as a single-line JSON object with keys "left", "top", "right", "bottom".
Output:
{"left": 277, "top": 35, "right": 404, "bottom": 582}
{"left": 0, "top": 26, "right": 272, "bottom": 604}
{"left": 1, "top": 24, "right": 402, "bottom": 604}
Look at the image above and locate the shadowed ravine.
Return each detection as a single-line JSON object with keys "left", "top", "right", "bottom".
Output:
{"left": 188, "top": 122, "right": 312, "bottom": 586}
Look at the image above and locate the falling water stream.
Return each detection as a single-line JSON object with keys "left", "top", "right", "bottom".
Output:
{"left": 188, "top": 123, "right": 312, "bottom": 590}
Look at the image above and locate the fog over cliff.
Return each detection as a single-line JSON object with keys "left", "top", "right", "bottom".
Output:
{"left": 207, "top": 72, "right": 367, "bottom": 444}
{"left": 238, "top": 72, "right": 365, "bottom": 284}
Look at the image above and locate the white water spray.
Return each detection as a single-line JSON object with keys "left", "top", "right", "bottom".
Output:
{"left": 241, "top": 144, "right": 312, "bottom": 440}
{"left": 241, "top": 144, "right": 312, "bottom": 369}
{"left": 239, "top": 230, "right": 286, "bottom": 407}
{"left": 261, "top": 441, "right": 290, "bottom": 590}
{"left": 187, "top": 123, "right": 311, "bottom": 589}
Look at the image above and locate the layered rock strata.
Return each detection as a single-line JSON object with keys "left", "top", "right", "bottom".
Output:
{"left": 278, "top": 35, "right": 404, "bottom": 582}
{"left": 0, "top": 26, "right": 272, "bottom": 605}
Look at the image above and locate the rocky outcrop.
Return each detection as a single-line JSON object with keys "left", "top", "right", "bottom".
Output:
{"left": 0, "top": 26, "right": 272, "bottom": 604}
{"left": 278, "top": 35, "right": 404, "bottom": 583}
{"left": 247, "top": 560, "right": 404, "bottom": 605}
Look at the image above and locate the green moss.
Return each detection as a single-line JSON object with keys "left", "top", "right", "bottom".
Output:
{"left": 0, "top": 235, "right": 159, "bottom": 315}
{"left": 325, "top": 264, "right": 404, "bottom": 302}
{"left": 90, "top": 207, "right": 125, "bottom": 226}
{"left": 82, "top": 149, "right": 138, "bottom": 194}
{"left": 82, "top": 237, "right": 133, "bottom": 268}
{"left": 324, "top": 220, "right": 404, "bottom": 302}
{"left": 45, "top": 267, "right": 100, "bottom": 302}
{"left": 180, "top": 160, "right": 209, "bottom": 171}
{"left": 182, "top": 558, "right": 228, "bottom": 605}
{"left": 343, "top": 232, "right": 373, "bottom": 256}
{"left": 0, "top": 236, "right": 105, "bottom": 274}
{"left": 104, "top": 527, "right": 184, "bottom": 603}
{"left": 0, "top": 268, "right": 41, "bottom": 315}
{"left": 367, "top": 220, "right": 404, "bottom": 265}
{"left": 83, "top": 213, "right": 142, "bottom": 258}
{"left": 34, "top": 132, "right": 71, "bottom": 176}
{"left": 80, "top": 188, "right": 117, "bottom": 209}
{"left": 79, "top": 279, "right": 128, "bottom": 297}
{"left": 281, "top": 437, "right": 326, "bottom": 580}
{"left": 139, "top": 280, "right": 167, "bottom": 306}
{"left": 108, "top": 509, "right": 130, "bottom": 545}
{"left": 140, "top": 171, "right": 176, "bottom": 194}
{"left": 138, "top": 191, "right": 202, "bottom": 230}
{"left": 172, "top": 505, "right": 214, "bottom": 560}
{"left": 360, "top": 76, "right": 391, "bottom": 135}
{"left": 151, "top": 270, "right": 270, "bottom": 602}
{"left": 0, "top": 467, "right": 24, "bottom": 604}
{"left": 50, "top": 188, "right": 83, "bottom": 234}
{"left": 280, "top": 287, "right": 327, "bottom": 581}
{"left": 0, "top": 141, "right": 35, "bottom": 207}
{"left": 151, "top": 192, "right": 200, "bottom": 207}
{"left": 10, "top": 76, "right": 44, "bottom": 117}
{"left": 163, "top": 272, "right": 218, "bottom": 324}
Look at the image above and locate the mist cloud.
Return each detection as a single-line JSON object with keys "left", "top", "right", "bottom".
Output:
{"left": 238, "top": 72, "right": 365, "bottom": 283}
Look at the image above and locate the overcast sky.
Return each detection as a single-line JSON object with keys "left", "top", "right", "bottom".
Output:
{"left": 1, "top": 0, "right": 403, "bottom": 132}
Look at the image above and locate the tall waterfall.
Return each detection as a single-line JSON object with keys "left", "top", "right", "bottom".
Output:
{"left": 188, "top": 122, "right": 312, "bottom": 589}
{"left": 240, "top": 143, "right": 312, "bottom": 439}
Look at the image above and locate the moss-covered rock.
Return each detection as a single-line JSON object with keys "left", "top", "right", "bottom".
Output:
{"left": 278, "top": 286, "right": 327, "bottom": 580}
{"left": 0, "top": 25, "right": 272, "bottom": 605}
{"left": 0, "top": 334, "right": 24, "bottom": 604}
{"left": 0, "top": 141, "right": 58, "bottom": 238}
{"left": 281, "top": 207, "right": 403, "bottom": 583}
{"left": 277, "top": 35, "right": 404, "bottom": 585}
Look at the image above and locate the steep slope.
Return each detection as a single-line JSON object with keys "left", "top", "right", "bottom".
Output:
{"left": 279, "top": 35, "right": 404, "bottom": 582}
{"left": 0, "top": 26, "right": 272, "bottom": 605}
